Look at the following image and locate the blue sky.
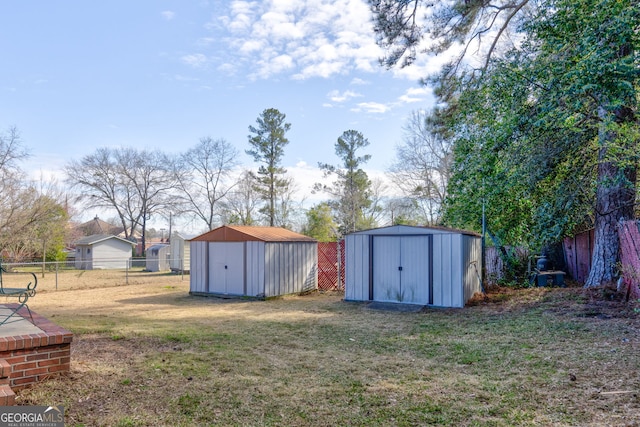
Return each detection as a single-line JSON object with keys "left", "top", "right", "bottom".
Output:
{"left": 0, "top": 1, "right": 441, "bottom": 227}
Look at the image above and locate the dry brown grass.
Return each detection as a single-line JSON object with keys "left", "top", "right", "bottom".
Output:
{"left": 12, "top": 272, "right": 640, "bottom": 426}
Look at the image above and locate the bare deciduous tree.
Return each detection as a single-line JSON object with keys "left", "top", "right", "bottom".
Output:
{"left": 0, "top": 128, "right": 69, "bottom": 260}
{"left": 220, "top": 169, "right": 261, "bottom": 226}
{"left": 65, "top": 147, "right": 177, "bottom": 253}
{"left": 389, "top": 110, "right": 452, "bottom": 225}
{"left": 174, "top": 137, "right": 239, "bottom": 230}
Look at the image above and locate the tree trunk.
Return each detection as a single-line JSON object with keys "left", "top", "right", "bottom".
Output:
{"left": 584, "top": 110, "right": 637, "bottom": 287}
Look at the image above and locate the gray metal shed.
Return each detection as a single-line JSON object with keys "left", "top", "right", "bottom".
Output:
{"left": 189, "top": 225, "right": 318, "bottom": 298}
{"left": 146, "top": 244, "right": 170, "bottom": 272}
{"left": 345, "top": 225, "right": 482, "bottom": 308}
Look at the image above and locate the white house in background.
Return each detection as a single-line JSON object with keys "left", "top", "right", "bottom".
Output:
{"left": 345, "top": 225, "right": 483, "bottom": 308}
{"left": 169, "top": 232, "right": 195, "bottom": 272}
{"left": 74, "top": 234, "right": 135, "bottom": 270}
{"left": 146, "top": 244, "right": 170, "bottom": 272}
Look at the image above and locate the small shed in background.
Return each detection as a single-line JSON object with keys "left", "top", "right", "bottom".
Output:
{"left": 170, "top": 232, "right": 194, "bottom": 272}
{"left": 345, "top": 225, "right": 482, "bottom": 308}
{"left": 190, "top": 225, "right": 318, "bottom": 298}
{"left": 146, "top": 244, "right": 170, "bottom": 272}
{"left": 74, "top": 234, "right": 135, "bottom": 270}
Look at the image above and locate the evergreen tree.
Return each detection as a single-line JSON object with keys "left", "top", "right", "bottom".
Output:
{"left": 246, "top": 108, "right": 292, "bottom": 226}
{"left": 316, "top": 130, "right": 373, "bottom": 234}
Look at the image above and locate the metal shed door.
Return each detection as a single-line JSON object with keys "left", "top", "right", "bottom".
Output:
{"left": 208, "top": 242, "right": 245, "bottom": 295}
{"left": 373, "top": 236, "right": 429, "bottom": 304}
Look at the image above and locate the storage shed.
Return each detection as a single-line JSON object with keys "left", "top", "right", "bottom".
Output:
{"left": 190, "top": 225, "right": 318, "bottom": 298}
{"left": 170, "top": 232, "right": 194, "bottom": 272}
{"left": 345, "top": 225, "right": 482, "bottom": 308}
{"left": 146, "top": 244, "right": 170, "bottom": 272}
{"left": 74, "top": 234, "right": 135, "bottom": 270}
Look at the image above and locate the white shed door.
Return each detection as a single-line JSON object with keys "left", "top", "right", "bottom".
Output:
{"left": 373, "top": 236, "right": 429, "bottom": 304}
{"left": 208, "top": 242, "right": 245, "bottom": 295}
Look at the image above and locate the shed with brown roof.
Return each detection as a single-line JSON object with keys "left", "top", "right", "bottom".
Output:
{"left": 189, "top": 225, "right": 318, "bottom": 298}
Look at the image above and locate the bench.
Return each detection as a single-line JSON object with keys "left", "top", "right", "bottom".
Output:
{"left": 0, "top": 263, "right": 38, "bottom": 326}
{"left": 535, "top": 270, "right": 566, "bottom": 287}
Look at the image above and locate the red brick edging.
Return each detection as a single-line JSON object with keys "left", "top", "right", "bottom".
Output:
{"left": 0, "top": 304, "right": 73, "bottom": 396}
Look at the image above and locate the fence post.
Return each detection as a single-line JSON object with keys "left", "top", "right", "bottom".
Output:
{"left": 126, "top": 258, "right": 130, "bottom": 285}
{"left": 337, "top": 239, "right": 342, "bottom": 290}
{"left": 55, "top": 261, "right": 58, "bottom": 290}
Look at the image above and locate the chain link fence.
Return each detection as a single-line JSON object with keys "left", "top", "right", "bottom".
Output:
{"left": 2, "top": 258, "right": 189, "bottom": 292}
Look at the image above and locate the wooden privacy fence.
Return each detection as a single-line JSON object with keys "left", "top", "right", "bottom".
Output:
{"left": 317, "top": 241, "right": 345, "bottom": 291}
{"left": 563, "top": 229, "right": 595, "bottom": 284}
{"left": 617, "top": 220, "right": 640, "bottom": 300}
{"left": 484, "top": 246, "right": 530, "bottom": 284}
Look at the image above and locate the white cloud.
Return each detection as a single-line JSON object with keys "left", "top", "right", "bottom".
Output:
{"left": 327, "top": 89, "right": 361, "bottom": 103}
{"left": 217, "top": 63, "right": 237, "bottom": 74}
{"left": 351, "top": 102, "right": 390, "bottom": 114}
{"left": 213, "top": 0, "right": 384, "bottom": 81}
{"left": 397, "top": 86, "right": 432, "bottom": 104}
{"left": 350, "top": 77, "right": 368, "bottom": 85}
{"left": 161, "top": 11, "right": 175, "bottom": 21}
{"left": 181, "top": 53, "right": 208, "bottom": 68}
{"left": 286, "top": 160, "right": 326, "bottom": 205}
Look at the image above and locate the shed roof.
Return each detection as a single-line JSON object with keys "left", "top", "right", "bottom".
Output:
{"left": 75, "top": 234, "right": 136, "bottom": 246}
{"left": 348, "top": 225, "right": 481, "bottom": 237}
{"left": 147, "top": 244, "right": 170, "bottom": 251}
{"left": 191, "top": 225, "right": 316, "bottom": 243}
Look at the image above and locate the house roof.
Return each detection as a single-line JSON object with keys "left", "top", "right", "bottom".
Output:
{"left": 171, "top": 232, "right": 197, "bottom": 240}
{"left": 190, "top": 225, "right": 317, "bottom": 243}
{"left": 75, "top": 216, "right": 122, "bottom": 236}
{"left": 348, "top": 225, "right": 481, "bottom": 237}
{"left": 75, "top": 234, "right": 136, "bottom": 246}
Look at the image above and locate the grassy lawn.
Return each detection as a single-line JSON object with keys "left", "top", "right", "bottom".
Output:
{"left": 15, "top": 274, "right": 640, "bottom": 426}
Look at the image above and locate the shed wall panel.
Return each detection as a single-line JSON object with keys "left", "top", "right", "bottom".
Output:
{"left": 170, "top": 237, "right": 191, "bottom": 272}
{"left": 304, "top": 243, "right": 318, "bottom": 292}
{"left": 450, "top": 235, "right": 464, "bottom": 308}
{"left": 264, "top": 244, "right": 276, "bottom": 297}
{"left": 429, "top": 234, "right": 464, "bottom": 307}
{"left": 92, "top": 240, "right": 132, "bottom": 269}
{"left": 263, "top": 242, "right": 317, "bottom": 297}
{"left": 190, "top": 242, "right": 208, "bottom": 293}
{"left": 245, "top": 241, "right": 265, "bottom": 297}
{"left": 345, "top": 235, "right": 370, "bottom": 301}
{"left": 183, "top": 242, "right": 191, "bottom": 272}
{"left": 432, "top": 235, "right": 449, "bottom": 307}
